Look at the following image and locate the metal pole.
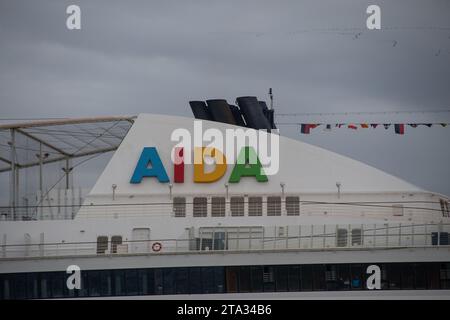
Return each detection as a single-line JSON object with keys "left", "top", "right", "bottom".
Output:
{"left": 15, "top": 168, "right": 19, "bottom": 220}
{"left": 10, "top": 129, "right": 16, "bottom": 220}
{"left": 269, "top": 88, "right": 273, "bottom": 110}
{"left": 39, "top": 143, "right": 43, "bottom": 193}
{"left": 65, "top": 158, "right": 70, "bottom": 190}
{"left": 39, "top": 142, "right": 43, "bottom": 218}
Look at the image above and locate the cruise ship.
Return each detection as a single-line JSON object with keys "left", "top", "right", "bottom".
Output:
{"left": 0, "top": 96, "right": 449, "bottom": 299}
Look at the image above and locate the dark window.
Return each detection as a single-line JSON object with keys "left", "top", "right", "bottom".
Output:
{"left": 145, "top": 269, "right": 155, "bottom": 295}
{"left": 351, "top": 229, "right": 362, "bottom": 246}
{"left": 175, "top": 268, "right": 189, "bottom": 294}
{"left": 301, "top": 265, "right": 313, "bottom": 291}
{"left": 3, "top": 277, "right": 11, "bottom": 300}
{"left": 440, "top": 232, "right": 449, "bottom": 245}
{"left": 189, "top": 268, "right": 202, "bottom": 294}
{"left": 263, "top": 266, "right": 275, "bottom": 292}
{"left": 336, "top": 264, "right": 351, "bottom": 290}
{"left": 226, "top": 267, "right": 239, "bottom": 293}
{"left": 3, "top": 262, "right": 448, "bottom": 298}
{"left": 111, "top": 236, "right": 122, "bottom": 253}
{"left": 39, "top": 273, "right": 51, "bottom": 298}
{"left": 26, "top": 273, "right": 39, "bottom": 299}
{"left": 427, "top": 263, "right": 441, "bottom": 289}
{"left": 250, "top": 266, "right": 263, "bottom": 292}
{"left": 201, "top": 267, "right": 215, "bottom": 294}
{"left": 78, "top": 271, "right": 89, "bottom": 297}
{"left": 387, "top": 264, "right": 402, "bottom": 290}
{"left": 96, "top": 236, "right": 108, "bottom": 254}
{"left": 248, "top": 197, "right": 262, "bottom": 216}
{"left": 137, "top": 269, "right": 148, "bottom": 295}
{"left": 432, "top": 232, "right": 449, "bottom": 245}
{"left": 350, "top": 264, "right": 364, "bottom": 290}
{"left": 312, "top": 265, "right": 326, "bottom": 291}
{"left": 414, "top": 263, "right": 427, "bottom": 289}
{"left": 211, "top": 197, "right": 225, "bottom": 217}
{"left": 13, "top": 274, "right": 27, "bottom": 299}
{"left": 196, "top": 237, "right": 213, "bottom": 251}
{"left": 440, "top": 263, "right": 450, "bottom": 289}
{"left": 113, "top": 269, "right": 125, "bottom": 296}
{"left": 380, "top": 264, "right": 389, "bottom": 290}
{"left": 275, "top": 266, "right": 288, "bottom": 291}
{"left": 401, "top": 264, "right": 415, "bottom": 289}
{"left": 163, "top": 268, "right": 175, "bottom": 295}
{"left": 0, "top": 275, "right": 3, "bottom": 300}
{"left": 432, "top": 232, "right": 438, "bottom": 245}
{"left": 239, "top": 267, "right": 251, "bottom": 293}
{"left": 154, "top": 269, "right": 163, "bottom": 295}
{"left": 213, "top": 232, "right": 226, "bottom": 250}
{"left": 173, "top": 197, "right": 186, "bottom": 217}
{"left": 125, "top": 269, "right": 139, "bottom": 295}
{"left": 98, "top": 270, "right": 112, "bottom": 296}
{"left": 230, "top": 197, "right": 245, "bottom": 216}
{"left": 325, "top": 265, "right": 338, "bottom": 290}
{"left": 53, "top": 272, "right": 66, "bottom": 298}
{"left": 337, "top": 229, "right": 348, "bottom": 247}
{"left": 288, "top": 266, "right": 300, "bottom": 291}
{"left": 88, "top": 271, "right": 101, "bottom": 297}
{"left": 193, "top": 197, "right": 207, "bottom": 217}
{"left": 286, "top": 196, "right": 300, "bottom": 216}
{"left": 214, "top": 267, "right": 225, "bottom": 293}
{"left": 267, "top": 197, "right": 281, "bottom": 216}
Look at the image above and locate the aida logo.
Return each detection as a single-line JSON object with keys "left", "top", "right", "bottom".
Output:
{"left": 130, "top": 146, "right": 268, "bottom": 184}
{"left": 130, "top": 120, "right": 279, "bottom": 184}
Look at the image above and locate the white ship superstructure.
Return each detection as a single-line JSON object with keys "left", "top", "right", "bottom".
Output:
{"left": 0, "top": 97, "right": 449, "bottom": 299}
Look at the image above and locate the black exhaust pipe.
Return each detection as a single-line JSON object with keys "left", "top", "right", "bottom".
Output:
{"left": 229, "top": 105, "right": 247, "bottom": 127}
{"left": 206, "top": 99, "right": 236, "bottom": 125}
{"left": 258, "top": 101, "right": 277, "bottom": 129}
{"left": 236, "top": 96, "right": 272, "bottom": 130}
{"left": 189, "top": 101, "right": 212, "bottom": 121}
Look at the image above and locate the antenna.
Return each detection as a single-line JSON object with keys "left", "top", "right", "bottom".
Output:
{"left": 269, "top": 88, "right": 273, "bottom": 110}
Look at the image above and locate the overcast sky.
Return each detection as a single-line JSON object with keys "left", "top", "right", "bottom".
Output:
{"left": 0, "top": 0, "right": 449, "bottom": 201}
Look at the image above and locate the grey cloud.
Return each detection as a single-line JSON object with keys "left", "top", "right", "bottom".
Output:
{"left": 0, "top": 0, "right": 449, "bottom": 202}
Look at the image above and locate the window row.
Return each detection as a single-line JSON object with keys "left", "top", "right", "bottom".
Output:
{"left": 1, "top": 262, "right": 449, "bottom": 299}
{"left": 173, "top": 196, "right": 300, "bottom": 217}
{"left": 96, "top": 236, "right": 123, "bottom": 254}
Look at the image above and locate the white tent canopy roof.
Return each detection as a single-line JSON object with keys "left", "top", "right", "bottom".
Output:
{"left": 0, "top": 116, "right": 135, "bottom": 172}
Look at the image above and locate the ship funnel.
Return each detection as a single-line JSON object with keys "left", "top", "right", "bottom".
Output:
{"left": 229, "top": 105, "right": 247, "bottom": 127}
{"left": 206, "top": 99, "right": 237, "bottom": 125}
{"left": 189, "top": 101, "right": 212, "bottom": 121}
{"left": 236, "top": 96, "right": 272, "bottom": 130}
{"left": 258, "top": 101, "right": 277, "bottom": 129}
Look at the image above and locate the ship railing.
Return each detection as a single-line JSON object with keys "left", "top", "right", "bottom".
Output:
{"left": 1, "top": 223, "right": 449, "bottom": 259}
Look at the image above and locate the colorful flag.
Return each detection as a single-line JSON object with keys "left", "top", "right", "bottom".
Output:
{"left": 370, "top": 124, "right": 378, "bottom": 128}
{"left": 360, "top": 124, "right": 369, "bottom": 128}
{"left": 348, "top": 124, "right": 358, "bottom": 130}
{"left": 394, "top": 124, "right": 405, "bottom": 135}
{"left": 300, "top": 124, "right": 310, "bottom": 134}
